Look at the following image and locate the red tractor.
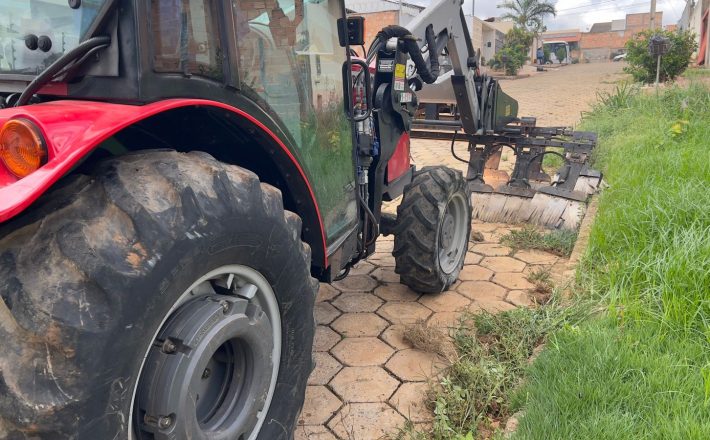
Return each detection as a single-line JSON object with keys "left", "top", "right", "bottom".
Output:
{"left": 0, "top": 0, "right": 475, "bottom": 438}
{"left": 0, "top": 0, "right": 601, "bottom": 437}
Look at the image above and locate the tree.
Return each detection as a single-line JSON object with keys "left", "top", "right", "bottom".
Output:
{"left": 498, "top": 0, "right": 557, "bottom": 34}
{"left": 492, "top": 27, "right": 534, "bottom": 75}
{"left": 624, "top": 30, "right": 697, "bottom": 83}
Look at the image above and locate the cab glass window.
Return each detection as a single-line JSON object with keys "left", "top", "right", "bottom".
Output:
{"left": 151, "top": 0, "right": 224, "bottom": 80}
{"left": 233, "top": 0, "right": 357, "bottom": 244}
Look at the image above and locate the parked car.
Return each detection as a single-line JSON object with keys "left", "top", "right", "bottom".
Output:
{"left": 613, "top": 52, "right": 628, "bottom": 62}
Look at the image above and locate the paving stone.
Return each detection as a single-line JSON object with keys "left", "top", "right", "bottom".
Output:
{"left": 386, "top": 349, "right": 445, "bottom": 381}
{"left": 317, "top": 283, "right": 340, "bottom": 302}
{"left": 472, "top": 222, "right": 501, "bottom": 232}
{"left": 492, "top": 272, "right": 535, "bottom": 290}
{"left": 464, "top": 252, "right": 484, "bottom": 265}
{"left": 315, "top": 302, "right": 341, "bottom": 325}
{"left": 331, "top": 337, "right": 394, "bottom": 366}
{"left": 333, "top": 274, "right": 379, "bottom": 292}
{"left": 459, "top": 264, "right": 494, "bottom": 281}
{"left": 330, "top": 366, "right": 399, "bottom": 402}
{"left": 300, "top": 386, "right": 341, "bottom": 425}
{"left": 427, "top": 311, "right": 463, "bottom": 329}
{"left": 331, "top": 313, "right": 388, "bottom": 337}
{"left": 380, "top": 325, "right": 413, "bottom": 350}
{"left": 418, "top": 291, "right": 470, "bottom": 312}
{"left": 330, "top": 292, "right": 383, "bottom": 313}
{"left": 514, "top": 249, "right": 558, "bottom": 264}
{"left": 375, "top": 239, "right": 394, "bottom": 253}
{"left": 390, "top": 382, "right": 433, "bottom": 422}
{"left": 470, "top": 243, "right": 513, "bottom": 256}
{"left": 456, "top": 281, "right": 508, "bottom": 301}
{"left": 328, "top": 403, "right": 405, "bottom": 439}
{"left": 313, "top": 325, "right": 341, "bottom": 352}
{"left": 349, "top": 261, "right": 376, "bottom": 275}
{"left": 294, "top": 425, "right": 338, "bottom": 440}
{"left": 374, "top": 284, "right": 421, "bottom": 302}
{"left": 471, "top": 299, "right": 517, "bottom": 314}
{"left": 378, "top": 302, "right": 432, "bottom": 324}
{"left": 370, "top": 267, "right": 400, "bottom": 284}
{"left": 308, "top": 352, "right": 342, "bottom": 386}
{"left": 480, "top": 256, "right": 527, "bottom": 273}
{"left": 366, "top": 253, "right": 396, "bottom": 266}
{"left": 506, "top": 290, "right": 533, "bottom": 307}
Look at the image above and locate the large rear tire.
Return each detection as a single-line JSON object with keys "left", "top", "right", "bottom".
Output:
{"left": 0, "top": 151, "right": 316, "bottom": 439}
{"left": 393, "top": 166, "right": 471, "bottom": 293}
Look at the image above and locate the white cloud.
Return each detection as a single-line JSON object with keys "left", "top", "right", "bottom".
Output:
{"left": 413, "top": 0, "right": 688, "bottom": 31}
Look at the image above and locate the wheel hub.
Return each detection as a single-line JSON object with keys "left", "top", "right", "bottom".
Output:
{"left": 135, "top": 294, "right": 274, "bottom": 440}
{"left": 438, "top": 193, "right": 469, "bottom": 275}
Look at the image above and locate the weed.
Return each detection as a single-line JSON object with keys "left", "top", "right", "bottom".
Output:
{"left": 526, "top": 267, "right": 554, "bottom": 304}
{"left": 400, "top": 297, "right": 593, "bottom": 439}
{"left": 501, "top": 154, "right": 509, "bottom": 162}
{"left": 500, "top": 226, "right": 577, "bottom": 257}
{"left": 593, "top": 82, "right": 640, "bottom": 112}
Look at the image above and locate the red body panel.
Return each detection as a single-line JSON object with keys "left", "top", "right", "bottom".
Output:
{"left": 0, "top": 99, "right": 327, "bottom": 265}
{"left": 387, "top": 132, "right": 411, "bottom": 183}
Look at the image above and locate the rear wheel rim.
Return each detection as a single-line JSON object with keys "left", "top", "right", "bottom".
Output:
{"left": 438, "top": 193, "right": 468, "bottom": 274}
{"left": 130, "top": 265, "right": 281, "bottom": 440}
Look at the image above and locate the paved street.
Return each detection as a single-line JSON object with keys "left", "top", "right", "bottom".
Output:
{"left": 298, "top": 63, "right": 622, "bottom": 439}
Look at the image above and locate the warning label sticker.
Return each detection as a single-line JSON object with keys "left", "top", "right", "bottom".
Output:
{"left": 394, "top": 80, "right": 405, "bottom": 91}
{"left": 399, "top": 92, "right": 413, "bottom": 103}
{"left": 378, "top": 59, "right": 395, "bottom": 72}
{"left": 394, "top": 63, "right": 406, "bottom": 79}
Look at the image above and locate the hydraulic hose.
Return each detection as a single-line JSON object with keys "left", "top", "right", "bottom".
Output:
{"left": 15, "top": 36, "right": 111, "bottom": 107}
{"left": 371, "top": 25, "right": 440, "bottom": 84}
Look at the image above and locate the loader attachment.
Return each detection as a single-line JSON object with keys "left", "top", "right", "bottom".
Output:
{"left": 396, "top": 0, "right": 602, "bottom": 230}
{"left": 412, "top": 78, "right": 602, "bottom": 230}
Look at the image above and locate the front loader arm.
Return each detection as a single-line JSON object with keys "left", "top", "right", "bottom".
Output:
{"left": 404, "top": 0, "right": 482, "bottom": 133}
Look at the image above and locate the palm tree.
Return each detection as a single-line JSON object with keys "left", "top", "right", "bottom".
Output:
{"left": 498, "top": 0, "right": 557, "bottom": 34}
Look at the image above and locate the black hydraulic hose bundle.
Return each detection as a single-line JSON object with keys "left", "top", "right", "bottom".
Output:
{"left": 368, "top": 25, "right": 440, "bottom": 84}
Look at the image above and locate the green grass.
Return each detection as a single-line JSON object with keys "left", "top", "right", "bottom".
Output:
{"left": 393, "top": 298, "right": 594, "bottom": 439}
{"left": 501, "top": 226, "right": 578, "bottom": 257}
{"left": 511, "top": 79, "right": 710, "bottom": 439}
{"left": 512, "top": 318, "right": 710, "bottom": 439}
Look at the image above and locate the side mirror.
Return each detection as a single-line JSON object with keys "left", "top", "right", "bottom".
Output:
{"left": 338, "top": 16, "right": 366, "bottom": 47}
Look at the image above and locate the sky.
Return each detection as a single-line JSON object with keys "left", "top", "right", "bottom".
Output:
{"left": 413, "top": 0, "right": 688, "bottom": 32}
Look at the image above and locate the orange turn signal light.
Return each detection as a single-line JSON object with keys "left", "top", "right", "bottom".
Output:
{"left": 0, "top": 119, "right": 47, "bottom": 178}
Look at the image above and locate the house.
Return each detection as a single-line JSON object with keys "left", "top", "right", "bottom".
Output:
{"left": 580, "top": 12, "right": 663, "bottom": 62}
{"left": 472, "top": 17, "right": 515, "bottom": 65}
{"left": 678, "top": 0, "right": 710, "bottom": 66}
{"left": 345, "top": 0, "right": 425, "bottom": 55}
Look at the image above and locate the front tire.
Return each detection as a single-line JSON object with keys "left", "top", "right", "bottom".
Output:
{"left": 393, "top": 166, "right": 471, "bottom": 293}
{"left": 0, "top": 151, "right": 316, "bottom": 439}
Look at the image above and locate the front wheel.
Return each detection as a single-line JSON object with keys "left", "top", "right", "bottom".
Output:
{"left": 393, "top": 166, "right": 472, "bottom": 293}
{"left": 0, "top": 151, "right": 317, "bottom": 439}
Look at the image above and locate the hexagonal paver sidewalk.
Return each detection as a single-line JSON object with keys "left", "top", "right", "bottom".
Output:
{"left": 298, "top": 220, "right": 566, "bottom": 439}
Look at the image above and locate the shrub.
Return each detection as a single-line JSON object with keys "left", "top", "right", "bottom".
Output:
{"left": 555, "top": 46, "right": 567, "bottom": 63}
{"left": 624, "top": 29, "right": 697, "bottom": 83}
{"left": 493, "top": 27, "right": 533, "bottom": 75}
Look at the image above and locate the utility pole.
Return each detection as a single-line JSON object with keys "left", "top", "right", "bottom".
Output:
{"left": 399, "top": 0, "right": 403, "bottom": 25}
{"left": 649, "top": 0, "right": 657, "bottom": 30}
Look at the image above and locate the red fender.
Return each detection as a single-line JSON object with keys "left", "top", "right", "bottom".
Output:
{"left": 0, "top": 99, "right": 327, "bottom": 265}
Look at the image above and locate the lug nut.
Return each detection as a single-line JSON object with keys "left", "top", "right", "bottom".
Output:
{"left": 158, "top": 415, "right": 173, "bottom": 429}
{"left": 202, "top": 368, "right": 211, "bottom": 379}
{"left": 220, "top": 300, "right": 230, "bottom": 314}
{"left": 161, "top": 339, "right": 177, "bottom": 354}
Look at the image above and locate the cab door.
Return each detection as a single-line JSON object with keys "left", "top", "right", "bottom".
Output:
{"left": 232, "top": 0, "right": 357, "bottom": 249}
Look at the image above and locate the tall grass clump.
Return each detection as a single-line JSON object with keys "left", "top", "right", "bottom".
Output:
{"left": 579, "top": 81, "right": 710, "bottom": 335}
